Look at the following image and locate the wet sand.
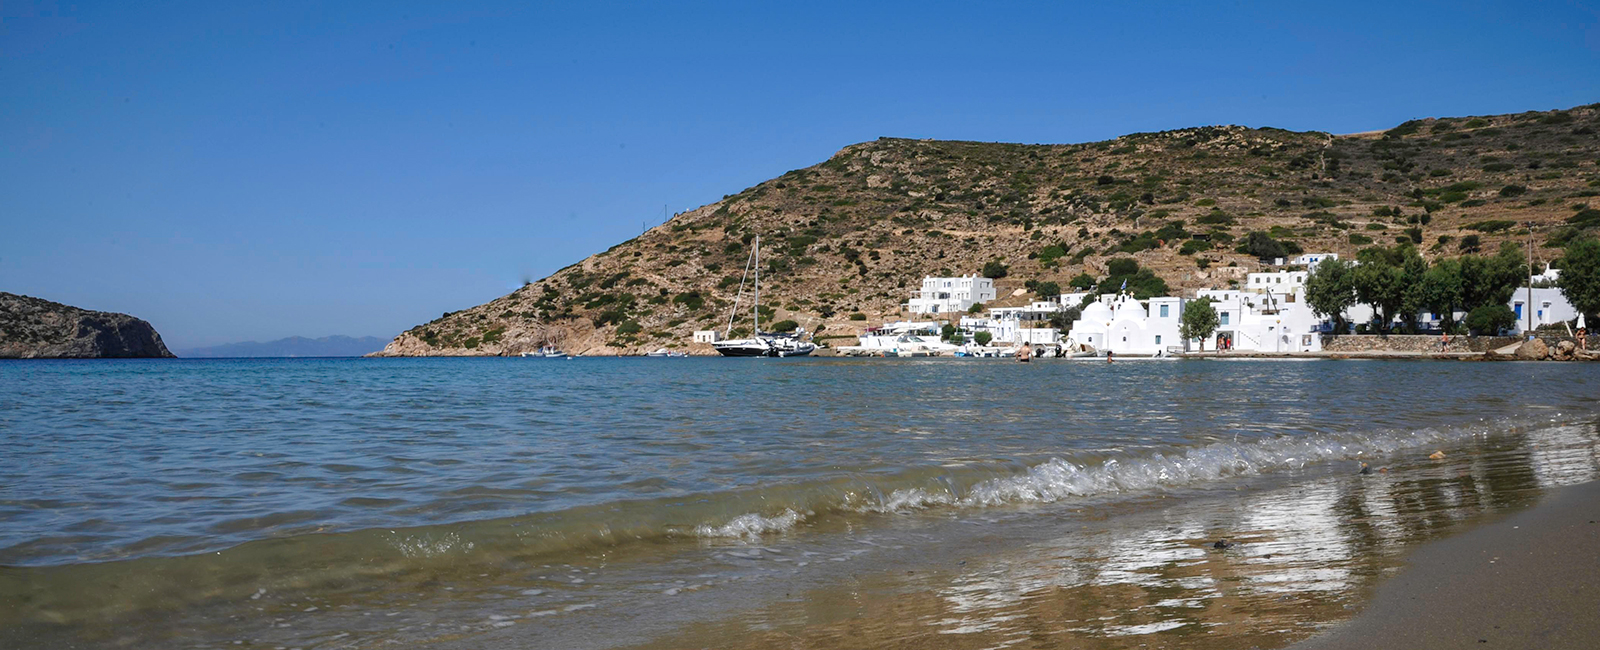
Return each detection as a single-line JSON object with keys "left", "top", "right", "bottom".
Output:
{"left": 1293, "top": 478, "right": 1600, "bottom": 650}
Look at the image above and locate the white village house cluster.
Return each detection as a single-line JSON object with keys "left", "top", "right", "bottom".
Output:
{"left": 816, "top": 252, "right": 1581, "bottom": 357}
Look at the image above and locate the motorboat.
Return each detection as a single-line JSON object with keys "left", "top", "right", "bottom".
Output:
{"left": 521, "top": 345, "right": 566, "bottom": 358}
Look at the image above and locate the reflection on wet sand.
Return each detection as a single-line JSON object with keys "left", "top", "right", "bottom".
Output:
{"left": 635, "top": 423, "right": 1599, "bottom": 650}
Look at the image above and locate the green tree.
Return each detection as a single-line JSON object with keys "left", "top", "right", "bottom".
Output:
{"left": 966, "top": 302, "right": 985, "bottom": 314}
{"left": 1459, "top": 245, "right": 1526, "bottom": 312}
{"left": 1415, "top": 258, "right": 1463, "bottom": 332}
{"left": 1306, "top": 258, "right": 1357, "bottom": 332}
{"left": 1353, "top": 262, "right": 1405, "bottom": 332}
{"left": 940, "top": 323, "right": 958, "bottom": 341}
{"left": 1048, "top": 305, "right": 1082, "bottom": 333}
{"left": 1394, "top": 248, "right": 1429, "bottom": 333}
{"left": 974, "top": 331, "right": 993, "bottom": 346}
{"left": 1560, "top": 238, "right": 1600, "bottom": 321}
{"left": 948, "top": 331, "right": 966, "bottom": 345}
{"left": 1068, "top": 272, "right": 1096, "bottom": 289}
{"left": 1239, "top": 231, "right": 1288, "bottom": 261}
{"left": 770, "top": 319, "right": 799, "bottom": 333}
{"left": 1106, "top": 258, "right": 1139, "bottom": 276}
{"left": 1180, "top": 297, "right": 1220, "bottom": 351}
{"left": 981, "top": 260, "right": 1009, "bottom": 279}
{"left": 1032, "top": 281, "right": 1061, "bottom": 297}
{"left": 1465, "top": 304, "right": 1516, "bottom": 335}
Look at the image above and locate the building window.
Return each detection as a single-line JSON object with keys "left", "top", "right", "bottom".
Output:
{"left": 1221, "top": 312, "right": 1230, "bottom": 325}
{"left": 1155, "top": 335, "right": 1162, "bottom": 344}
{"left": 1159, "top": 304, "right": 1169, "bottom": 317}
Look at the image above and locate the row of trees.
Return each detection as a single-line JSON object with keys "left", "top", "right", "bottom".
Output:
{"left": 1304, "top": 239, "right": 1600, "bottom": 335}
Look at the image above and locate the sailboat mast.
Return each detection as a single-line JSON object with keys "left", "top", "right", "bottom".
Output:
{"left": 753, "top": 235, "right": 760, "bottom": 334}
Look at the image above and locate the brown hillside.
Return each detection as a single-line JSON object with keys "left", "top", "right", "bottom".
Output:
{"left": 376, "top": 104, "right": 1600, "bottom": 356}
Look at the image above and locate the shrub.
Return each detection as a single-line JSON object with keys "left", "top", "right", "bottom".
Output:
{"left": 1031, "top": 281, "right": 1061, "bottom": 297}
{"left": 1348, "top": 233, "right": 1374, "bottom": 245}
{"left": 848, "top": 312, "right": 867, "bottom": 321}
{"left": 1464, "top": 304, "right": 1516, "bottom": 335}
{"left": 1465, "top": 220, "right": 1516, "bottom": 233}
{"left": 1459, "top": 234, "right": 1482, "bottom": 252}
{"left": 1069, "top": 272, "right": 1096, "bottom": 289}
{"left": 673, "top": 291, "right": 706, "bottom": 311}
{"left": 616, "top": 320, "right": 643, "bottom": 335}
{"left": 1568, "top": 209, "right": 1600, "bottom": 228}
{"left": 1483, "top": 163, "right": 1515, "bottom": 172}
{"left": 1403, "top": 227, "right": 1423, "bottom": 244}
{"left": 1179, "top": 239, "right": 1212, "bottom": 255}
{"left": 1106, "top": 258, "right": 1140, "bottom": 276}
{"left": 1195, "top": 198, "right": 1216, "bottom": 207}
{"left": 981, "top": 260, "right": 1009, "bottom": 279}
{"left": 1037, "top": 244, "right": 1067, "bottom": 266}
{"left": 1239, "top": 231, "right": 1289, "bottom": 260}
{"left": 770, "top": 320, "right": 799, "bottom": 333}
{"left": 974, "top": 331, "right": 993, "bottom": 346}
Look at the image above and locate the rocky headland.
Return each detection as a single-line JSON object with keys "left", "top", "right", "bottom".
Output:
{"left": 0, "top": 293, "right": 175, "bottom": 359}
{"left": 376, "top": 103, "right": 1600, "bottom": 357}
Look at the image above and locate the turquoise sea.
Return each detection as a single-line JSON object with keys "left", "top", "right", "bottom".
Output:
{"left": 2, "top": 357, "right": 1598, "bottom": 649}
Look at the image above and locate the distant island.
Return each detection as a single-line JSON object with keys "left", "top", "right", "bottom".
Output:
{"left": 176, "top": 335, "right": 389, "bottom": 358}
{"left": 0, "top": 292, "right": 175, "bottom": 359}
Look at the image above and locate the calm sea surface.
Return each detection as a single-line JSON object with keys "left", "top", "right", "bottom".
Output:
{"left": 2, "top": 357, "right": 1598, "bottom": 649}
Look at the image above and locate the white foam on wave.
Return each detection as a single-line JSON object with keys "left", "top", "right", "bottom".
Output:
{"left": 693, "top": 509, "right": 807, "bottom": 538}
{"left": 693, "top": 420, "right": 1515, "bottom": 539}
{"left": 962, "top": 425, "right": 1471, "bottom": 507}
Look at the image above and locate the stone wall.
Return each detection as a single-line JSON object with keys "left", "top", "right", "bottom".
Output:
{"left": 1530, "top": 333, "right": 1600, "bottom": 351}
{"left": 1320, "top": 334, "right": 1521, "bottom": 354}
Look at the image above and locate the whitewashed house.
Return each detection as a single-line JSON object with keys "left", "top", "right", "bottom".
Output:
{"left": 1293, "top": 253, "right": 1339, "bottom": 270}
{"left": 1510, "top": 288, "right": 1579, "bottom": 334}
{"left": 906, "top": 275, "right": 997, "bottom": 315}
{"left": 1195, "top": 284, "right": 1323, "bottom": 352}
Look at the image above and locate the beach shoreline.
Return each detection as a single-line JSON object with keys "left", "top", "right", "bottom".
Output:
{"left": 1293, "top": 478, "right": 1600, "bottom": 649}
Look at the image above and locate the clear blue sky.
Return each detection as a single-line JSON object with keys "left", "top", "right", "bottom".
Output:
{"left": 3, "top": 1, "right": 1597, "bottom": 348}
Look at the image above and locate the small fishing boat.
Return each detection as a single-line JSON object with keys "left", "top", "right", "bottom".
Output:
{"left": 521, "top": 345, "right": 567, "bottom": 358}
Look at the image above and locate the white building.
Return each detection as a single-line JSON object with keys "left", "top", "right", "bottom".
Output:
{"left": 1195, "top": 285, "right": 1323, "bottom": 352}
{"left": 1293, "top": 253, "right": 1338, "bottom": 270}
{"left": 1532, "top": 263, "right": 1560, "bottom": 285}
{"left": 692, "top": 330, "right": 721, "bottom": 343}
{"left": 1064, "top": 294, "right": 1185, "bottom": 355}
{"left": 906, "top": 275, "right": 997, "bottom": 315}
{"left": 1510, "top": 287, "right": 1579, "bottom": 334}
{"left": 1245, "top": 270, "right": 1310, "bottom": 295}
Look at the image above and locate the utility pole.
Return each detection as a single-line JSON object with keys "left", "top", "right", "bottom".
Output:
{"left": 1526, "top": 222, "right": 1535, "bottom": 337}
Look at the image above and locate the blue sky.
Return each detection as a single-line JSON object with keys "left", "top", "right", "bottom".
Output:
{"left": 3, "top": 1, "right": 1597, "bottom": 348}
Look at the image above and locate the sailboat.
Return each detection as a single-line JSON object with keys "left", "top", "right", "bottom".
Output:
{"left": 712, "top": 235, "right": 816, "bottom": 358}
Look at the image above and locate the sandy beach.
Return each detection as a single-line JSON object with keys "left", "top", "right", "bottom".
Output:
{"left": 1294, "top": 478, "right": 1600, "bottom": 649}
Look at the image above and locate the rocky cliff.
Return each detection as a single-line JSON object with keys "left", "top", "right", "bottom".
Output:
{"left": 0, "top": 293, "right": 176, "bottom": 359}
{"left": 377, "top": 103, "right": 1600, "bottom": 357}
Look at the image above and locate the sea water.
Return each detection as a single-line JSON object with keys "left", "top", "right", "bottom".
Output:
{"left": 1, "top": 357, "right": 1597, "bottom": 649}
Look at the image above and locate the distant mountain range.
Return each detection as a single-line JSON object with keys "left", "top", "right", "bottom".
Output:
{"left": 176, "top": 335, "right": 388, "bottom": 358}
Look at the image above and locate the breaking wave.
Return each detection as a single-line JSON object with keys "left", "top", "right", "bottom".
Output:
{"left": 690, "top": 417, "right": 1525, "bottom": 538}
